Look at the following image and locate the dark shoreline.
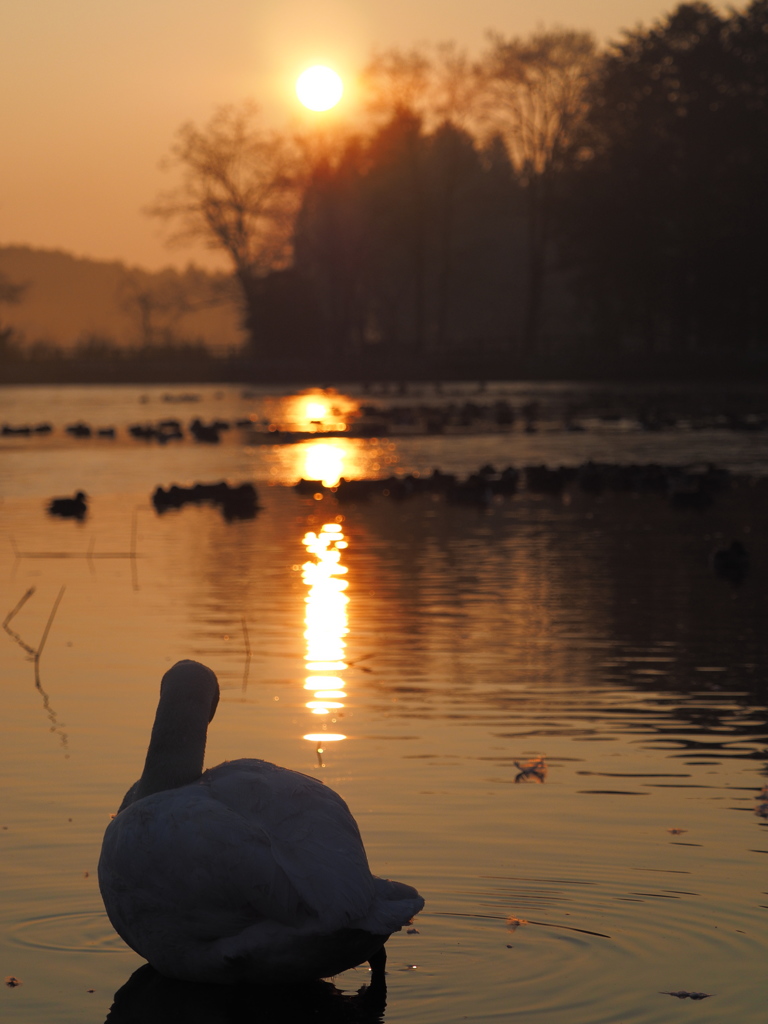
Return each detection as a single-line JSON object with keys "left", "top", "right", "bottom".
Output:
{"left": 4, "top": 348, "right": 768, "bottom": 387}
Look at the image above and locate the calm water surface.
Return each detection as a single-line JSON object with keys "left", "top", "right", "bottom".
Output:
{"left": 1, "top": 383, "right": 767, "bottom": 1023}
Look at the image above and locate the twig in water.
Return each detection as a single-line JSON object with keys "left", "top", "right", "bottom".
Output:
{"left": 3, "top": 586, "right": 69, "bottom": 752}
{"left": 86, "top": 535, "right": 97, "bottom": 575}
{"left": 347, "top": 653, "right": 374, "bottom": 673}
{"left": 2, "top": 587, "right": 37, "bottom": 656}
{"left": 34, "top": 585, "right": 66, "bottom": 689}
{"left": 241, "top": 616, "right": 252, "bottom": 692}
{"left": 9, "top": 510, "right": 143, "bottom": 593}
{"left": 130, "top": 507, "right": 140, "bottom": 591}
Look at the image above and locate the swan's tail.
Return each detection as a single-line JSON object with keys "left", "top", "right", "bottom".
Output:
{"left": 355, "top": 876, "right": 425, "bottom": 936}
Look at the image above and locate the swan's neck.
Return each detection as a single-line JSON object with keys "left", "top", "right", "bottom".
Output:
{"left": 134, "top": 687, "right": 210, "bottom": 799}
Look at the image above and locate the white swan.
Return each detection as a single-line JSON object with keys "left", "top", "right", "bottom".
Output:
{"left": 98, "top": 660, "right": 424, "bottom": 984}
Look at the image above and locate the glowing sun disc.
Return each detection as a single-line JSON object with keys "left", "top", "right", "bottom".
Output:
{"left": 296, "top": 65, "right": 343, "bottom": 111}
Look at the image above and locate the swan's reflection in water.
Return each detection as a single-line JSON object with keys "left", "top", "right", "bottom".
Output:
{"left": 301, "top": 521, "right": 349, "bottom": 764}
{"left": 105, "top": 963, "right": 385, "bottom": 1024}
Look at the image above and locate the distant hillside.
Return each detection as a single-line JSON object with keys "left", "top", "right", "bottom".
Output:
{"left": 0, "top": 246, "right": 244, "bottom": 352}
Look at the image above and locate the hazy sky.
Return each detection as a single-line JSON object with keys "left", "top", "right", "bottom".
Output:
{"left": 1, "top": 0, "right": 726, "bottom": 271}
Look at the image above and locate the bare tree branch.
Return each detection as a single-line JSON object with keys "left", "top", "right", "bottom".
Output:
{"left": 147, "top": 102, "right": 303, "bottom": 279}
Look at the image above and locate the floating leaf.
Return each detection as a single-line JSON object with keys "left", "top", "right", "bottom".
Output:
{"left": 514, "top": 757, "right": 548, "bottom": 783}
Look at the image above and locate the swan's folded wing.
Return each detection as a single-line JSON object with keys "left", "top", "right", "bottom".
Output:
{"left": 202, "top": 760, "right": 377, "bottom": 929}
{"left": 99, "top": 783, "right": 310, "bottom": 951}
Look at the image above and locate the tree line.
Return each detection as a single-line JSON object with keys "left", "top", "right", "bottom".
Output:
{"left": 6, "top": 1, "right": 767, "bottom": 383}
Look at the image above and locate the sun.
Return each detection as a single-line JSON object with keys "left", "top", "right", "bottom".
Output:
{"left": 296, "top": 65, "right": 344, "bottom": 112}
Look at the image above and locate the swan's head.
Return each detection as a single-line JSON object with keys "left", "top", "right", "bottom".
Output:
{"left": 160, "top": 660, "right": 220, "bottom": 722}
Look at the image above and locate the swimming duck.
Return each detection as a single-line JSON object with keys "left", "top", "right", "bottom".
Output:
{"left": 98, "top": 661, "right": 423, "bottom": 985}
{"left": 711, "top": 539, "right": 749, "bottom": 583}
{"left": 47, "top": 490, "right": 87, "bottom": 519}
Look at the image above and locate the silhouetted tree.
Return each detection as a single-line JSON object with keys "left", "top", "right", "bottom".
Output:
{"left": 363, "top": 42, "right": 484, "bottom": 131}
{"left": 363, "top": 48, "right": 432, "bottom": 120}
{"left": 119, "top": 266, "right": 233, "bottom": 347}
{"left": 365, "top": 109, "right": 431, "bottom": 351}
{"left": 423, "top": 121, "right": 520, "bottom": 350}
{"left": 0, "top": 270, "right": 26, "bottom": 309}
{"left": 297, "top": 110, "right": 433, "bottom": 355}
{"left": 480, "top": 29, "right": 598, "bottom": 355}
{"left": 293, "top": 140, "right": 370, "bottom": 353}
{"left": 294, "top": 112, "right": 520, "bottom": 362}
{"left": 568, "top": 1, "right": 768, "bottom": 353}
{"left": 0, "top": 270, "right": 27, "bottom": 362}
{"left": 148, "top": 103, "right": 302, "bottom": 353}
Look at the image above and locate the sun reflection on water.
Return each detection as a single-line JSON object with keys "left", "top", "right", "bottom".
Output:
{"left": 301, "top": 521, "right": 349, "bottom": 762}
{"left": 261, "top": 418, "right": 394, "bottom": 487}
{"left": 283, "top": 389, "right": 357, "bottom": 432}
{"left": 302, "top": 442, "right": 348, "bottom": 487}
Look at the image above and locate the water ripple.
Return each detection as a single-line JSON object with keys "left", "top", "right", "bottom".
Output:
{"left": 9, "top": 910, "right": 125, "bottom": 953}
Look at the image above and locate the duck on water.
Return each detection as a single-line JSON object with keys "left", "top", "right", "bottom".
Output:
{"left": 98, "top": 660, "right": 424, "bottom": 985}
{"left": 47, "top": 491, "right": 87, "bottom": 519}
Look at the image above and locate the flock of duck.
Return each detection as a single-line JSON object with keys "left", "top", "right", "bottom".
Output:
{"left": 295, "top": 459, "right": 734, "bottom": 510}
{"left": 6, "top": 396, "right": 768, "bottom": 445}
{"left": 151, "top": 481, "right": 259, "bottom": 520}
{"left": 3, "top": 417, "right": 251, "bottom": 444}
{"left": 349, "top": 399, "right": 768, "bottom": 435}
{"left": 46, "top": 459, "right": 749, "bottom": 585}
{"left": 44, "top": 458, "right": 742, "bottom": 524}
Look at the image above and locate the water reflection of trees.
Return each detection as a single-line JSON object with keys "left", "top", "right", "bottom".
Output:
{"left": 151, "top": 490, "right": 308, "bottom": 690}
{"left": 332, "top": 486, "right": 768, "bottom": 757}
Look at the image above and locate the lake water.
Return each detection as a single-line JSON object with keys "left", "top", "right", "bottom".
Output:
{"left": 1, "top": 382, "right": 767, "bottom": 1023}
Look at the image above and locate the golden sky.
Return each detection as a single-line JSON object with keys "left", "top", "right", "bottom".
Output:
{"left": 1, "top": 0, "right": 726, "bottom": 272}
